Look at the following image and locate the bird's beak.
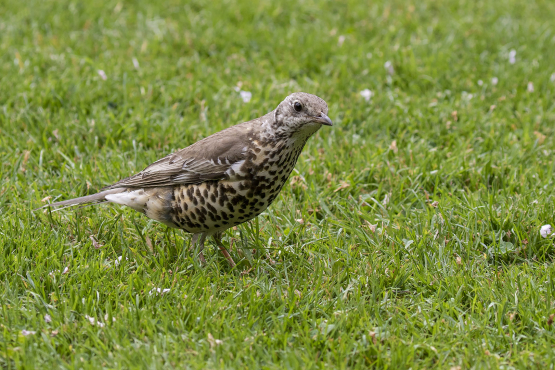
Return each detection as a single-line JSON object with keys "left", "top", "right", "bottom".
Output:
{"left": 314, "top": 113, "right": 333, "bottom": 126}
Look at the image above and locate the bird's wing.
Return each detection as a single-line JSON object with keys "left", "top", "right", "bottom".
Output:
{"left": 105, "top": 122, "right": 253, "bottom": 189}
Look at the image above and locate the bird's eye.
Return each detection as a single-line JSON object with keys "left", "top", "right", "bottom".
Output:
{"left": 293, "top": 102, "right": 302, "bottom": 112}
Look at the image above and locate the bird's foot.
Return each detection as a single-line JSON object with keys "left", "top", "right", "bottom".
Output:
{"left": 198, "top": 251, "right": 207, "bottom": 265}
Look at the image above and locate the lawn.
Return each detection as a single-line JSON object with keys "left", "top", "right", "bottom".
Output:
{"left": 1, "top": 0, "right": 555, "bottom": 368}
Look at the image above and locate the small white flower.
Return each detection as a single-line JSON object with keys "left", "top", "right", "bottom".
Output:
{"left": 132, "top": 57, "right": 140, "bottom": 69}
{"left": 540, "top": 224, "right": 553, "bottom": 238}
{"left": 149, "top": 288, "right": 170, "bottom": 296}
{"left": 551, "top": 73, "right": 555, "bottom": 82}
{"left": 21, "top": 330, "right": 36, "bottom": 336}
{"left": 62, "top": 266, "right": 69, "bottom": 274}
{"left": 359, "top": 89, "right": 373, "bottom": 102}
{"left": 97, "top": 70, "right": 107, "bottom": 80}
{"left": 114, "top": 256, "right": 123, "bottom": 266}
{"left": 491, "top": 77, "right": 499, "bottom": 86}
{"left": 338, "top": 35, "right": 346, "bottom": 47}
{"left": 461, "top": 91, "right": 473, "bottom": 101}
{"left": 527, "top": 82, "right": 534, "bottom": 92}
{"left": 366, "top": 52, "right": 373, "bottom": 59}
{"left": 508, "top": 49, "right": 516, "bottom": 64}
{"left": 239, "top": 90, "right": 252, "bottom": 103}
{"left": 85, "top": 315, "right": 105, "bottom": 327}
{"left": 384, "top": 61, "right": 394, "bottom": 75}
{"left": 44, "top": 314, "right": 52, "bottom": 323}
{"left": 477, "top": 80, "right": 483, "bottom": 86}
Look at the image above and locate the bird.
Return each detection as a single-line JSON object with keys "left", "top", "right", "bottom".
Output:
{"left": 40, "top": 92, "right": 332, "bottom": 267}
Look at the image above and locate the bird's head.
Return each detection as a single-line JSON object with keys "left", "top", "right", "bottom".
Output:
{"left": 272, "top": 92, "right": 332, "bottom": 138}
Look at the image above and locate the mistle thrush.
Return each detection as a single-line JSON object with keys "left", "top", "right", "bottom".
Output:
{"left": 41, "top": 92, "right": 332, "bottom": 266}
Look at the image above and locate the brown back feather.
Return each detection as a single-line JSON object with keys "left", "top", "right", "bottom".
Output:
{"left": 104, "top": 117, "right": 266, "bottom": 189}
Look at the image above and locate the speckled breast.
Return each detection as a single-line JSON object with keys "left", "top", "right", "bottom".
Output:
{"left": 168, "top": 138, "right": 307, "bottom": 235}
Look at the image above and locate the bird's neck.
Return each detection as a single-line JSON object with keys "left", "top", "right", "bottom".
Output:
{"left": 259, "top": 113, "right": 321, "bottom": 146}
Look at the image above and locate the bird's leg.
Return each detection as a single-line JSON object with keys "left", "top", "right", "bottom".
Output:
{"left": 191, "top": 233, "right": 207, "bottom": 265}
{"left": 213, "top": 233, "right": 236, "bottom": 268}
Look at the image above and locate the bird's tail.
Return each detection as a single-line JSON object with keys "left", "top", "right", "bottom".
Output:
{"left": 35, "top": 188, "right": 126, "bottom": 211}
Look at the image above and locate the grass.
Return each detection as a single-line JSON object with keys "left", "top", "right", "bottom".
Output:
{"left": 1, "top": 0, "right": 555, "bottom": 368}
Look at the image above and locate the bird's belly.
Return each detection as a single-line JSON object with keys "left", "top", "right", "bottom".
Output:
{"left": 169, "top": 163, "right": 294, "bottom": 234}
